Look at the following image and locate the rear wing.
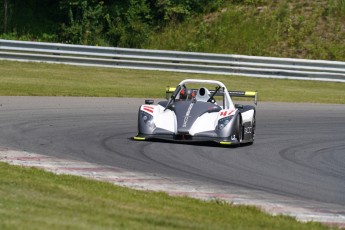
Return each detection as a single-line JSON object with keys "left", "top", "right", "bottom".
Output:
{"left": 165, "top": 87, "right": 177, "bottom": 100}
{"left": 228, "top": 91, "right": 258, "bottom": 105}
{"left": 165, "top": 87, "right": 258, "bottom": 105}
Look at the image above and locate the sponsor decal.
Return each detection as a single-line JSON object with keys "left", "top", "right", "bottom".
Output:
{"left": 182, "top": 103, "right": 194, "bottom": 127}
{"left": 244, "top": 127, "right": 252, "bottom": 134}
{"left": 219, "top": 109, "right": 234, "bottom": 117}
{"left": 220, "top": 111, "right": 227, "bottom": 116}
{"left": 143, "top": 106, "right": 154, "bottom": 114}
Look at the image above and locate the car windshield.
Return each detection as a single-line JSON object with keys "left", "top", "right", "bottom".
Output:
{"left": 166, "top": 79, "right": 236, "bottom": 110}
{"left": 175, "top": 83, "right": 224, "bottom": 105}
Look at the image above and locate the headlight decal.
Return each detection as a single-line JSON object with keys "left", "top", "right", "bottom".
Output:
{"left": 217, "top": 115, "right": 234, "bottom": 130}
{"left": 140, "top": 111, "right": 155, "bottom": 128}
{"left": 141, "top": 111, "right": 153, "bottom": 122}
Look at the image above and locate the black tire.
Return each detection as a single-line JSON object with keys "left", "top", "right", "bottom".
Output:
{"left": 236, "top": 115, "right": 243, "bottom": 144}
{"left": 251, "top": 114, "right": 256, "bottom": 143}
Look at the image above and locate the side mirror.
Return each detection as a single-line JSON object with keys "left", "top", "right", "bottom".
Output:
{"left": 145, "top": 99, "right": 154, "bottom": 105}
{"left": 235, "top": 104, "right": 243, "bottom": 109}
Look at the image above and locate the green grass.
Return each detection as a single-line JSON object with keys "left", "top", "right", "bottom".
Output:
{"left": 0, "top": 162, "right": 332, "bottom": 230}
{"left": 1, "top": 60, "right": 344, "bottom": 104}
{"left": 145, "top": 0, "right": 345, "bottom": 61}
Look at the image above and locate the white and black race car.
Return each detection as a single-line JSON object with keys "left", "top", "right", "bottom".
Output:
{"left": 133, "top": 79, "right": 257, "bottom": 145}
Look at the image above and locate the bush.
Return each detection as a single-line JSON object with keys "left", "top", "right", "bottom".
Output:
{"left": 60, "top": 0, "right": 104, "bottom": 45}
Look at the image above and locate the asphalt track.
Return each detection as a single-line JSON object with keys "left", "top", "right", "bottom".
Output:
{"left": 1, "top": 96, "right": 345, "bottom": 211}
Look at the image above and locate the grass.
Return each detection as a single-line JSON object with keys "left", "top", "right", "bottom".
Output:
{"left": 0, "top": 162, "right": 333, "bottom": 230}
{"left": 1, "top": 60, "right": 344, "bottom": 104}
{"left": 145, "top": 0, "right": 345, "bottom": 61}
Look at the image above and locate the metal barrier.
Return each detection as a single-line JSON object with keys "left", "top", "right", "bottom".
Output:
{"left": 1, "top": 39, "right": 345, "bottom": 82}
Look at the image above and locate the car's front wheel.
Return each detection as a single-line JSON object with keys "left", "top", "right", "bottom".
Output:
{"left": 251, "top": 115, "right": 256, "bottom": 142}
{"left": 236, "top": 116, "right": 243, "bottom": 144}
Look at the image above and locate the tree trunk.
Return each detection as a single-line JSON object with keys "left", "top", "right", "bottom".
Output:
{"left": 3, "top": 0, "right": 8, "bottom": 33}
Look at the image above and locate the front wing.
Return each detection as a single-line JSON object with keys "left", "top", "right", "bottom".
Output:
{"left": 133, "top": 133, "right": 241, "bottom": 145}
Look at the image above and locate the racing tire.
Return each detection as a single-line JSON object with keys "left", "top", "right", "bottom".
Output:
{"left": 246, "top": 114, "right": 256, "bottom": 145}
{"left": 236, "top": 116, "right": 243, "bottom": 144}
{"left": 252, "top": 114, "right": 256, "bottom": 142}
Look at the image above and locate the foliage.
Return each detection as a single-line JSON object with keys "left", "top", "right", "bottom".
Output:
{"left": 231, "top": 0, "right": 266, "bottom": 6}
{"left": 0, "top": 0, "right": 61, "bottom": 37}
{"left": 60, "top": 0, "right": 104, "bottom": 45}
{"left": 1, "top": 0, "right": 345, "bottom": 61}
{"left": 146, "top": 0, "right": 345, "bottom": 61}
{"left": 104, "top": 0, "right": 152, "bottom": 47}
{"left": 326, "top": 0, "right": 345, "bottom": 17}
{"left": 0, "top": 0, "right": 226, "bottom": 47}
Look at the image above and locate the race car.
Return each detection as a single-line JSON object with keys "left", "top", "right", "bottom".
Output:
{"left": 133, "top": 79, "right": 257, "bottom": 145}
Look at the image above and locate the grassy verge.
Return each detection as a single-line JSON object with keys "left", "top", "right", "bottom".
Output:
{"left": 0, "top": 162, "right": 331, "bottom": 230}
{"left": 0, "top": 61, "right": 344, "bottom": 104}
{"left": 145, "top": 1, "right": 345, "bottom": 61}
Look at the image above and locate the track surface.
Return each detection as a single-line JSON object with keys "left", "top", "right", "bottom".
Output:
{"left": 1, "top": 97, "right": 345, "bottom": 209}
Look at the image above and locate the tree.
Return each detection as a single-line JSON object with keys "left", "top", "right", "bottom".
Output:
{"left": 60, "top": 0, "right": 104, "bottom": 45}
{"left": 1, "top": 0, "right": 11, "bottom": 33}
{"left": 105, "top": 0, "right": 152, "bottom": 47}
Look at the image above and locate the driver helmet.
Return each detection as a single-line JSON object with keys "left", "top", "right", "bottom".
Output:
{"left": 180, "top": 88, "right": 195, "bottom": 100}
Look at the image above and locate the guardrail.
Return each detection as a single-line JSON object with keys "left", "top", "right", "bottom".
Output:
{"left": 1, "top": 39, "right": 345, "bottom": 83}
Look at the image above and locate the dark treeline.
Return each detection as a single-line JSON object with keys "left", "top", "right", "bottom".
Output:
{"left": 0, "top": 0, "right": 226, "bottom": 47}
